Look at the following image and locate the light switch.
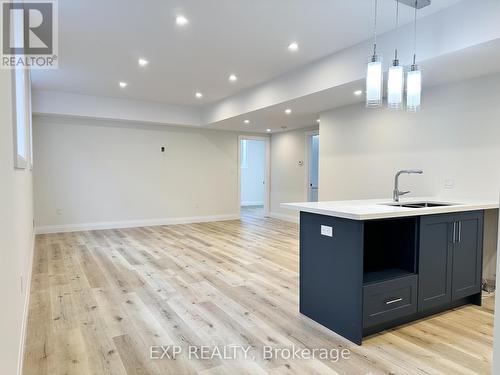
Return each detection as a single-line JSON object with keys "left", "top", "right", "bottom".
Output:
{"left": 444, "top": 179, "right": 455, "bottom": 189}
{"left": 321, "top": 225, "right": 333, "bottom": 237}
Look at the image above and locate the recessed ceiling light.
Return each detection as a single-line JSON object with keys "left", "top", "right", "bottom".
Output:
{"left": 316, "top": 118, "right": 321, "bottom": 123}
{"left": 354, "top": 90, "right": 363, "bottom": 96}
{"left": 119, "top": 82, "right": 128, "bottom": 88}
{"left": 229, "top": 74, "right": 238, "bottom": 82}
{"left": 288, "top": 42, "right": 299, "bottom": 52}
{"left": 285, "top": 108, "right": 292, "bottom": 115}
{"left": 195, "top": 92, "right": 203, "bottom": 98}
{"left": 175, "top": 15, "right": 189, "bottom": 26}
{"left": 138, "top": 58, "right": 149, "bottom": 67}
{"left": 244, "top": 119, "right": 250, "bottom": 124}
{"left": 266, "top": 129, "right": 272, "bottom": 132}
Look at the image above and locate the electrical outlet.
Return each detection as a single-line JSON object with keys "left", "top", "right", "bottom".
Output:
{"left": 56, "top": 208, "right": 62, "bottom": 215}
{"left": 321, "top": 225, "right": 333, "bottom": 237}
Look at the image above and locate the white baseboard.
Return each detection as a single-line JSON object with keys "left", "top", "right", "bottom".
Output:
{"left": 35, "top": 214, "right": 240, "bottom": 234}
{"left": 241, "top": 201, "right": 264, "bottom": 207}
{"left": 269, "top": 211, "right": 299, "bottom": 223}
{"left": 18, "top": 232, "right": 35, "bottom": 375}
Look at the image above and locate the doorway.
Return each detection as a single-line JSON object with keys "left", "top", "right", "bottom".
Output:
{"left": 306, "top": 131, "right": 319, "bottom": 202}
{"left": 238, "top": 136, "right": 270, "bottom": 217}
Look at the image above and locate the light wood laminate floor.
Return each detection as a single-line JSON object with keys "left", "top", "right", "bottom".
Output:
{"left": 23, "top": 214, "right": 494, "bottom": 374}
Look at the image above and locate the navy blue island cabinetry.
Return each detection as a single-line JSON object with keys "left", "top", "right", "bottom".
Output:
{"left": 299, "top": 210, "right": 484, "bottom": 345}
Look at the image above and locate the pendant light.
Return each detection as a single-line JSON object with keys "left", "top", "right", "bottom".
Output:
{"left": 387, "top": 1, "right": 404, "bottom": 110}
{"left": 366, "top": 0, "right": 382, "bottom": 108}
{"left": 407, "top": 0, "right": 422, "bottom": 112}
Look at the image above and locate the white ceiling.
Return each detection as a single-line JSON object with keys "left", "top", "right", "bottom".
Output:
{"left": 208, "top": 38, "right": 500, "bottom": 134}
{"left": 32, "top": 0, "right": 463, "bottom": 107}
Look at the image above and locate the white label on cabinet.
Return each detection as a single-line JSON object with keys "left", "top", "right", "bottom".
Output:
{"left": 321, "top": 225, "right": 333, "bottom": 237}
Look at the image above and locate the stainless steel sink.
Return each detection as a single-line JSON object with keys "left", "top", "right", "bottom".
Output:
{"left": 383, "top": 201, "right": 457, "bottom": 208}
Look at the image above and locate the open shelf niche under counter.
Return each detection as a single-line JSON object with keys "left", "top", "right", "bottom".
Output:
{"left": 363, "top": 217, "right": 418, "bottom": 285}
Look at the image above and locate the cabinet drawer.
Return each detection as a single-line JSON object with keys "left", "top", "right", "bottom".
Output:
{"left": 363, "top": 275, "right": 418, "bottom": 328}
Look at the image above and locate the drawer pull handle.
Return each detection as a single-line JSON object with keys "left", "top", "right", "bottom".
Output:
{"left": 386, "top": 298, "right": 403, "bottom": 305}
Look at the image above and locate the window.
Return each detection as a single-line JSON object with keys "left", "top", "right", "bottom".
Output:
{"left": 14, "top": 68, "right": 27, "bottom": 167}
{"left": 28, "top": 70, "right": 33, "bottom": 169}
{"left": 11, "top": 6, "right": 32, "bottom": 170}
{"left": 13, "top": 68, "right": 32, "bottom": 169}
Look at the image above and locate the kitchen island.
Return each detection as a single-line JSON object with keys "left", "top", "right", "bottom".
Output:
{"left": 282, "top": 197, "right": 499, "bottom": 345}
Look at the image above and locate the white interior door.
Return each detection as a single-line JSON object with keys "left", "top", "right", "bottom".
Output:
{"left": 238, "top": 136, "right": 270, "bottom": 215}
{"left": 240, "top": 139, "right": 265, "bottom": 207}
{"left": 307, "top": 133, "right": 319, "bottom": 202}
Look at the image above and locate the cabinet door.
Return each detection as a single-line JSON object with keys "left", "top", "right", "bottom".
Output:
{"left": 452, "top": 211, "right": 484, "bottom": 300}
{"left": 418, "top": 214, "right": 454, "bottom": 311}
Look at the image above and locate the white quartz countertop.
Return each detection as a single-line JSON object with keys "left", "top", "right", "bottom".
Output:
{"left": 281, "top": 197, "right": 499, "bottom": 221}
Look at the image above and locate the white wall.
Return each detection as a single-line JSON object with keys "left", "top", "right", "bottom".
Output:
{"left": 320, "top": 74, "right": 500, "bottom": 202}
{"left": 270, "top": 127, "right": 318, "bottom": 221}
{"left": 33, "top": 116, "right": 246, "bottom": 232}
{"left": 319, "top": 73, "right": 500, "bottom": 281}
{"left": 240, "top": 139, "right": 265, "bottom": 206}
{"left": 33, "top": 90, "right": 201, "bottom": 127}
{"left": 0, "top": 71, "right": 34, "bottom": 374}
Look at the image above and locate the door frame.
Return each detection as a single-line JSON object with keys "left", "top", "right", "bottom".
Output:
{"left": 304, "top": 130, "right": 319, "bottom": 201}
{"left": 237, "top": 135, "right": 271, "bottom": 217}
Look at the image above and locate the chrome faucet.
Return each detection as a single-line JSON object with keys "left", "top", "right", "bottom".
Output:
{"left": 393, "top": 169, "right": 423, "bottom": 202}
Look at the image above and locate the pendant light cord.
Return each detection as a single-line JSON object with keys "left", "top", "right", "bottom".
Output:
{"left": 394, "top": 0, "right": 400, "bottom": 62}
{"left": 372, "top": 0, "right": 378, "bottom": 57}
{"left": 413, "top": 0, "right": 418, "bottom": 65}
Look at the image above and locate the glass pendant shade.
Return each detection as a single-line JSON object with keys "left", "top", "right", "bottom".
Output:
{"left": 366, "top": 56, "right": 382, "bottom": 108}
{"left": 406, "top": 66, "right": 422, "bottom": 112}
{"left": 387, "top": 63, "right": 404, "bottom": 110}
